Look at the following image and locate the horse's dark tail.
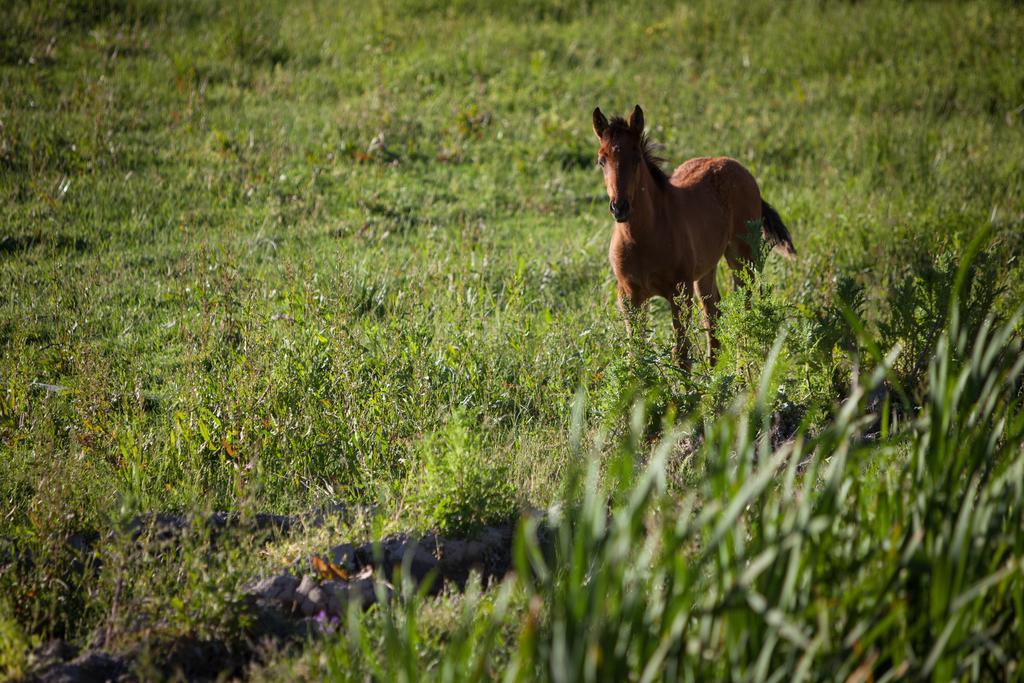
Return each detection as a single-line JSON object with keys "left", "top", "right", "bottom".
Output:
{"left": 761, "top": 200, "right": 796, "bottom": 259}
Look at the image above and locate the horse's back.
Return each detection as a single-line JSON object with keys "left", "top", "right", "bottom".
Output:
{"left": 670, "top": 156, "right": 761, "bottom": 232}
{"left": 670, "top": 156, "right": 756, "bottom": 193}
{"left": 670, "top": 156, "right": 719, "bottom": 187}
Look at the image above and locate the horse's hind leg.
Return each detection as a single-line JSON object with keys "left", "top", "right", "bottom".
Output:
{"left": 725, "top": 239, "right": 755, "bottom": 294}
{"left": 693, "top": 270, "right": 721, "bottom": 364}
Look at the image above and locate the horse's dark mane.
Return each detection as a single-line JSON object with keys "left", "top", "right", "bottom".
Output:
{"left": 606, "top": 117, "right": 670, "bottom": 189}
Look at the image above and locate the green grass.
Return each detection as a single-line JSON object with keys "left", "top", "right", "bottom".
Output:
{"left": 1, "top": 0, "right": 1023, "bottom": 679}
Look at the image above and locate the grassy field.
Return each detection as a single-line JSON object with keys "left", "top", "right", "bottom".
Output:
{"left": 2, "top": 0, "right": 1024, "bottom": 679}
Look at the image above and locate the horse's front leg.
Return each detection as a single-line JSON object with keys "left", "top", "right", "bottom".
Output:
{"left": 617, "top": 284, "right": 646, "bottom": 343}
{"left": 694, "top": 270, "right": 721, "bottom": 365}
{"left": 670, "top": 282, "right": 695, "bottom": 368}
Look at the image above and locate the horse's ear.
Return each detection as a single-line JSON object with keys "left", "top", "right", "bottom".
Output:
{"left": 592, "top": 107, "right": 609, "bottom": 139}
{"left": 628, "top": 104, "right": 644, "bottom": 134}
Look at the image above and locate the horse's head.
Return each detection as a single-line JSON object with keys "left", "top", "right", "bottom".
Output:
{"left": 592, "top": 104, "right": 645, "bottom": 223}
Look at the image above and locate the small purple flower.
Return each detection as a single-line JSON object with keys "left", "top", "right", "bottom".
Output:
{"left": 313, "top": 609, "right": 340, "bottom": 635}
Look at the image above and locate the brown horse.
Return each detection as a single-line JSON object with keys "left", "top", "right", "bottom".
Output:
{"left": 593, "top": 104, "right": 795, "bottom": 366}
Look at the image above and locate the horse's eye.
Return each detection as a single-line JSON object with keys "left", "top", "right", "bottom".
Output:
{"left": 598, "top": 156, "right": 606, "bottom": 167}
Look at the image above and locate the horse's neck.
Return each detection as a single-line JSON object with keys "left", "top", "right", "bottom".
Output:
{"left": 620, "top": 164, "right": 664, "bottom": 242}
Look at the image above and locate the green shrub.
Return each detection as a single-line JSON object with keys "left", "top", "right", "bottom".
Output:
{"left": 596, "top": 329, "right": 687, "bottom": 440}
{"left": 711, "top": 267, "right": 843, "bottom": 430}
{"left": 875, "top": 239, "right": 1006, "bottom": 394}
{"left": 410, "top": 415, "right": 518, "bottom": 537}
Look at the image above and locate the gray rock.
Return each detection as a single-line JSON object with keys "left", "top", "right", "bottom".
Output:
{"left": 327, "top": 542, "right": 357, "bottom": 570}
{"left": 306, "top": 586, "right": 325, "bottom": 609}
{"left": 35, "top": 650, "right": 128, "bottom": 683}
{"left": 325, "top": 587, "right": 344, "bottom": 615}
{"left": 248, "top": 573, "right": 299, "bottom": 602}
{"left": 295, "top": 574, "right": 318, "bottom": 599}
{"left": 300, "top": 597, "right": 320, "bottom": 617}
{"left": 438, "top": 539, "right": 468, "bottom": 570}
{"left": 324, "top": 580, "right": 350, "bottom": 614}
{"left": 351, "top": 577, "right": 388, "bottom": 607}
{"left": 29, "top": 639, "right": 79, "bottom": 668}
{"left": 398, "top": 542, "right": 439, "bottom": 582}
{"left": 365, "top": 535, "right": 439, "bottom": 584}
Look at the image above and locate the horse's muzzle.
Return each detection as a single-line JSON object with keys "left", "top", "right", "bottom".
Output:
{"left": 610, "top": 199, "right": 630, "bottom": 222}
